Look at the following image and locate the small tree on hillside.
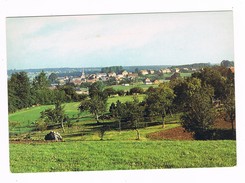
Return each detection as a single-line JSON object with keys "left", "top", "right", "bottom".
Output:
{"left": 40, "top": 100, "right": 66, "bottom": 132}
{"left": 79, "top": 95, "right": 107, "bottom": 124}
{"left": 145, "top": 84, "right": 175, "bottom": 128}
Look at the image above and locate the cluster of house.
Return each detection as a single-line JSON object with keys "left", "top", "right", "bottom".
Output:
{"left": 53, "top": 67, "right": 190, "bottom": 87}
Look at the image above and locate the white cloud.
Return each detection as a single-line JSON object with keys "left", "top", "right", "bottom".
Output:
{"left": 6, "top": 11, "right": 234, "bottom": 69}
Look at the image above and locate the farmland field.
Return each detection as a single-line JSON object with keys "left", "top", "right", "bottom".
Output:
{"left": 10, "top": 140, "right": 236, "bottom": 173}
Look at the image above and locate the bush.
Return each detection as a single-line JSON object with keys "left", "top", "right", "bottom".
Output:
{"left": 129, "top": 87, "right": 144, "bottom": 95}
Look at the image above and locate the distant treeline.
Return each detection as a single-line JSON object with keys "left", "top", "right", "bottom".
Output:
{"left": 170, "top": 63, "right": 212, "bottom": 69}
{"left": 101, "top": 66, "right": 123, "bottom": 74}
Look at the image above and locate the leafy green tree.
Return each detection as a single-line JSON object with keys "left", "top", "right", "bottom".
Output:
{"left": 57, "top": 85, "right": 79, "bottom": 102}
{"left": 170, "top": 77, "right": 202, "bottom": 112}
{"left": 145, "top": 84, "right": 175, "bottom": 128}
{"left": 32, "top": 71, "right": 50, "bottom": 90}
{"left": 89, "top": 81, "right": 106, "bottom": 98}
{"left": 223, "top": 81, "right": 236, "bottom": 130}
{"left": 126, "top": 96, "right": 144, "bottom": 140}
{"left": 129, "top": 87, "right": 144, "bottom": 95}
{"left": 8, "top": 72, "right": 32, "bottom": 111}
{"left": 109, "top": 102, "right": 117, "bottom": 117}
{"left": 103, "top": 87, "right": 117, "bottom": 97}
{"left": 40, "top": 101, "right": 67, "bottom": 132}
{"left": 192, "top": 67, "right": 226, "bottom": 100}
{"left": 48, "top": 73, "right": 58, "bottom": 83}
{"left": 220, "top": 60, "right": 234, "bottom": 68}
{"left": 8, "top": 81, "right": 20, "bottom": 113}
{"left": 181, "top": 87, "right": 215, "bottom": 137}
{"left": 111, "top": 97, "right": 144, "bottom": 139}
{"left": 79, "top": 81, "right": 108, "bottom": 123}
{"left": 79, "top": 95, "right": 107, "bottom": 124}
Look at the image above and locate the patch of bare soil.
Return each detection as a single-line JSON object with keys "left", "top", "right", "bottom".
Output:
{"left": 147, "top": 126, "right": 194, "bottom": 140}
{"left": 147, "top": 118, "right": 234, "bottom": 141}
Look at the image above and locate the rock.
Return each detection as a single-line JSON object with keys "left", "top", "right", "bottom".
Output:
{"left": 44, "top": 131, "right": 62, "bottom": 141}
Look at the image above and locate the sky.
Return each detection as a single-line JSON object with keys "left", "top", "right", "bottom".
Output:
{"left": 6, "top": 11, "right": 234, "bottom": 70}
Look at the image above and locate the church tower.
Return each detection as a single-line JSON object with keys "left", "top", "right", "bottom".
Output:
{"left": 81, "top": 68, "right": 86, "bottom": 80}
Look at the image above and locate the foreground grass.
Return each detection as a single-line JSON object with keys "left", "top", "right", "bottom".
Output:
{"left": 10, "top": 140, "right": 236, "bottom": 173}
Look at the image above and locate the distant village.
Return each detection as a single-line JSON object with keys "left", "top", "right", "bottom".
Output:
{"left": 56, "top": 67, "right": 194, "bottom": 86}
{"left": 44, "top": 66, "right": 199, "bottom": 95}
{"left": 8, "top": 61, "right": 234, "bottom": 96}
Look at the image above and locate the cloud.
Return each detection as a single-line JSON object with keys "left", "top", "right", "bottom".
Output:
{"left": 20, "top": 14, "right": 186, "bottom": 57}
{"left": 6, "top": 11, "right": 234, "bottom": 69}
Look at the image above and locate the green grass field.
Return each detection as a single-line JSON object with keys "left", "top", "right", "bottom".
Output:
{"left": 9, "top": 140, "right": 236, "bottom": 172}
{"left": 108, "top": 84, "right": 158, "bottom": 91}
{"left": 9, "top": 95, "right": 146, "bottom": 135}
{"left": 8, "top": 93, "right": 236, "bottom": 173}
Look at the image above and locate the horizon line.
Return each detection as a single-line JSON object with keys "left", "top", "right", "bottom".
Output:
{"left": 7, "top": 62, "right": 222, "bottom": 71}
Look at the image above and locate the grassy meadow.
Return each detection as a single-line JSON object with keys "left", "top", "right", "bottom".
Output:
{"left": 10, "top": 140, "right": 236, "bottom": 173}
{"left": 9, "top": 93, "right": 236, "bottom": 173}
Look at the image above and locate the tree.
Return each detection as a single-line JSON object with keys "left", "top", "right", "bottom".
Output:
{"left": 57, "top": 85, "right": 79, "bottom": 102}
{"left": 109, "top": 102, "right": 117, "bottom": 117}
{"left": 111, "top": 97, "right": 144, "bottom": 139}
{"left": 220, "top": 60, "right": 234, "bottom": 68}
{"left": 48, "top": 73, "right": 58, "bottom": 83}
{"left": 144, "top": 84, "right": 175, "bottom": 128}
{"left": 103, "top": 87, "right": 117, "bottom": 97}
{"left": 223, "top": 81, "right": 235, "bottom": 130}
{"left": 170, "top": 77, "right": 202, "bottom": 112}
{"left": 192, "top": 67, "right": 226, "bottom": 100}
{"left": 8, "top": 72, "right": 32, "bottom": 112}
{"left": 40, "top": 100, "right": 67, "bottom": 132}
{"left": 181, "top": 87, "right": 215, "bottom": 138}
{"left": 79, "top": 81, "right": 108, "bottom": 123}
{"left": 32, "top": 71, "right": 50, "bottom": 90}
{"left": 126, "top": 96, "right": 144, "bottom": 140}
{"left": 89, "top": 81, "right": 106, "bottom": 98}
{"left": 79, "top": 95, "right": 107, "bottom": 124}
{"left": 129, "top": 87, "right": 144, "bottom": 95}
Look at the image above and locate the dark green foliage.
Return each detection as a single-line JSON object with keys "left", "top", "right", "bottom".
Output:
{"left": 104, "top": 77, "right": 117, "bottom": 86}
{"left": 170, "top": 77, "right": 202, "bottom": 112}
{"left": 57, "top": 85, "right": 81, "bottom": 102}
{"left": 109, "top": 98, "right": 145, "bottom": 131}
{"left": 48, "top": 73, "right": 58, "bottom": 83}
{"left": 8, "top": 72, "right": 32, "bottom": 112}
{"left": 32, "top": 71, "right": 50, "bottom": 90}
{"left": 181, "top": 87, "right": 215, "bottom": 136}
{"left": 101, "top": 66, "right": 123, "bottom": 74}
{"left": 103, "top": 87, "right": 117, "bottom": 97}
{"left": 220, "top": 60, "right": 234, "bottom": 68}
{"left": 79, "top": 82, "right": 108, "bottom": 123}
{"left": 117, "top": 90, "right": 125, "bottom": 96}
{"left": 144, "top": 84, "right": 175, "bottom": 128}
{"left": 129, "top": 87, "right": 144, "bottom": 95}
{"left": 40, "top": 101, "right": 66, "bottom": 124}
{"left": 223, "top": 81, "right": 235, "bottom": 130}
{"left": 192, "top": 67, "right": 226, "bottom": 100}
{"left": 194, "top": 129, "right": 236, "bottom": 140}
{"left": 109, "top": 102, "right": 116, "bottom": 117}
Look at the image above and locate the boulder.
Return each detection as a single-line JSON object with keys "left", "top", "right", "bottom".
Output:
{"left": 44, "top": 131, "right": 62, "bottom": 141}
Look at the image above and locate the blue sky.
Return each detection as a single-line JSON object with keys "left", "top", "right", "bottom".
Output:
{"left": 6, "top": 11, "right": 234, "bottom": 70}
